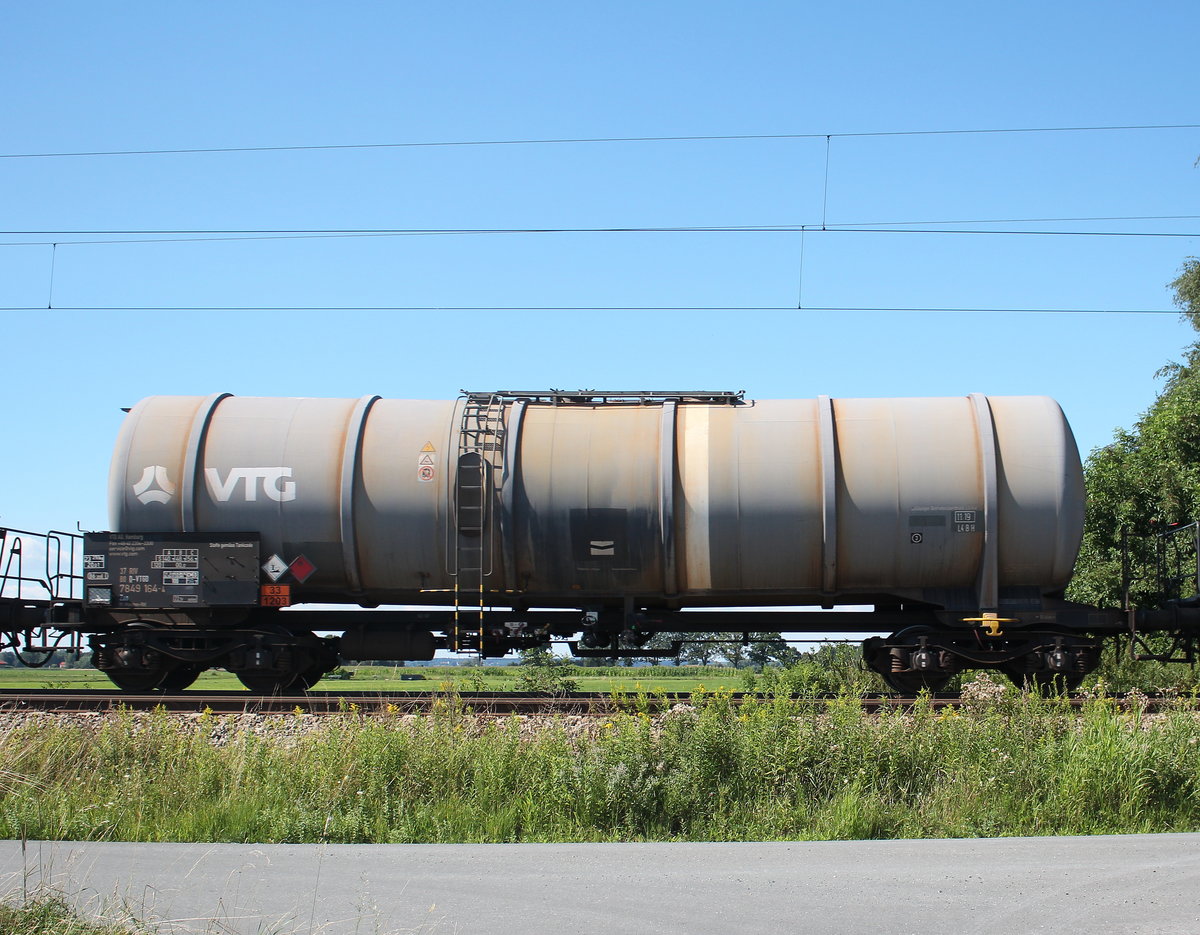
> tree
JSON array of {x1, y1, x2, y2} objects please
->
[
  {"x1": 720, "y1": 637, "x2": 750, "y2": 669},
  {"x1": 1068, "y1": 259, "x2": 1200, "y2": 608},
  {"x1": 518, "y1": 646, "x2": 557, "y2": 667},
  {"x1": 1171, "y1": 257, "x2": 1200, "y2": 330},
  {"x1": 745, "y1": 633, "x2": 801, "y2": 669},
  {"x1": 645, "y1": 631, "x2": 799, "y2": 668},
  {"x1": 673, "y1": 632, "x2": 728, "y2": 666}
]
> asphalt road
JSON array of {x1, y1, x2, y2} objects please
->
[{"x1": 2, "y1": 835, "x2": 1198, "y2": 934}]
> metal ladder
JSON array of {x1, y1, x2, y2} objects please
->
[{"x1": 450, "y1": 393, "x2": 507, "y2": 654}]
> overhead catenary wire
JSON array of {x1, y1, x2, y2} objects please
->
[
  {"x1": 4, "y1": 124, "x2": 1190, "y2": 323},
  {"x1": 3, "y1": 214, "x2": 1197, "y2": 236},
  {"x1": 0, "y1": 305, "x2": 1182, "y2": 315},
  {"x1": 1, "y1": 122, "x2": 1197, "y2": 160},
  {"x1": 828, "y1": 214, "x2": 1200, "y2": 227},
  {"x1": 0, "y1": 220, "x2": 1197, "y2": 248}
]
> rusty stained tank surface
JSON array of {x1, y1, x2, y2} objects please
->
[{"x1": 109, "y1": 392, "x2": 1084, "y2": 612}]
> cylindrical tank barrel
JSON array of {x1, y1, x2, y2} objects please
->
[{"x1": 109, "y1": 393, "x2": 1084, "y2": 611}]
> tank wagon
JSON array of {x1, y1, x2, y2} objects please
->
[{"x1": 3, "y1": 389, "x2": 1199, "y2": 692}]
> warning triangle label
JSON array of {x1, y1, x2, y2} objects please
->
[{"x1": 420, "y1": 441, "x2": 436, "y2": 452}]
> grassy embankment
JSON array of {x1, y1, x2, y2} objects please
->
[{"x1": 2, "y1": 677, "x2": 1199, "y2": 843}]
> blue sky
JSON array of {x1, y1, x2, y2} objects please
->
[{"x1": 1, "y1": 0, "x2": 1198, "y2": 541}]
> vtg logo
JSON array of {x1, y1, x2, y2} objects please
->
[
  {"x1": 205, "y1": 467, "x2": 297, "y2": 502},
  {"x1": 132, "y1": 465, "x2": 176, "y2": 505},
  {"x1": 132, "y1": 466, "x2": 298, "y2": 504}
]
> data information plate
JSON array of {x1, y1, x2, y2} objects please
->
[{"x1": 82, "y1": 532, "x2": 260, "y2": 608}]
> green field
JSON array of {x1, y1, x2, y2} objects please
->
[
  {"x1": 0, "y1": 663, "x2": 745, "y2": 695},
  {"x1": 6, "y1": 646, "x2": 1197, "y2": 695}
]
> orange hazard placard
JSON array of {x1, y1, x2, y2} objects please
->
[{"x1": 260, "y1": 584, "x2": 292, "y2": 607}]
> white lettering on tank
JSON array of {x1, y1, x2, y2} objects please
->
[
  {"x1": 205, "y1": 469, "x2": 242, "y2": 501},
  {"x1": 204, "y1": 467, "x2": 297, "y2": 503}
]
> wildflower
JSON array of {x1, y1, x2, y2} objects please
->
[{"x1": 960, "y1": 672, "x2": 1006, "y2": 707}]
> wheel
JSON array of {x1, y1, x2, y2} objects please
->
[
  {"x1": 881, "y1": 671, "x2": 951, "y2": 694},
  {"x1": 106, "y1": 668, "x2": 169, "y2": 692},
  {"x1": 289, "y1": 663, "x2": 332, "y2": 691},
  {"x1": 232, "y1": 624, "x2": 304, "y2": 694},
  {"x1": 236, "y1": 672, "x2": 300, "y2": 694},
  {"x1": 95, "y1": 621, "x2": 172, "y2": 691},
  {"x1": 286, "y1": 642, "x2": 339, "y2": 691},
  {"x1": 233, "y1": 628, "x2": 335, "y2": 694},
  {"x1": 872, "y1": 626, "x2": 954, "y2": 695},
  {"x1": 160, "y1": 665, "x2": 203, "y2": 692}
]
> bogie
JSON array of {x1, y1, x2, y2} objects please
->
[{"x1": 864, "y1": 627, "x2": 1103, "y2": 695}]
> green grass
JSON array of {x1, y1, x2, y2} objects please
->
[
  {"x1": 0, "y1": 897, "x2": 142, "y2": 935},
  {"x1": 3, "y1": 678, "x2": 1200, "y2": 843},
  {"x1": 0, "y1": 664, "x2": 745, "y2": 694},
  {"x1": 0, "y1": 668, "x2": 111, "y2": 689}
]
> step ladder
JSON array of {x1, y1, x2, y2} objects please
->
[{"x1": 450, "y1": 393, "x2": 507, "y2": 654}]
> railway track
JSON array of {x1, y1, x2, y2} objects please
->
[
  {"x1": 0, "y1": 689, "x2": 1182, "y2": 715},
  {"x1": 0, "y1": 689, "x2": 627, "y2": 714}
]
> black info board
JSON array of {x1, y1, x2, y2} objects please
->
[{"x1": 83, "y1": 532, "x2": 261, "y2": 609}]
